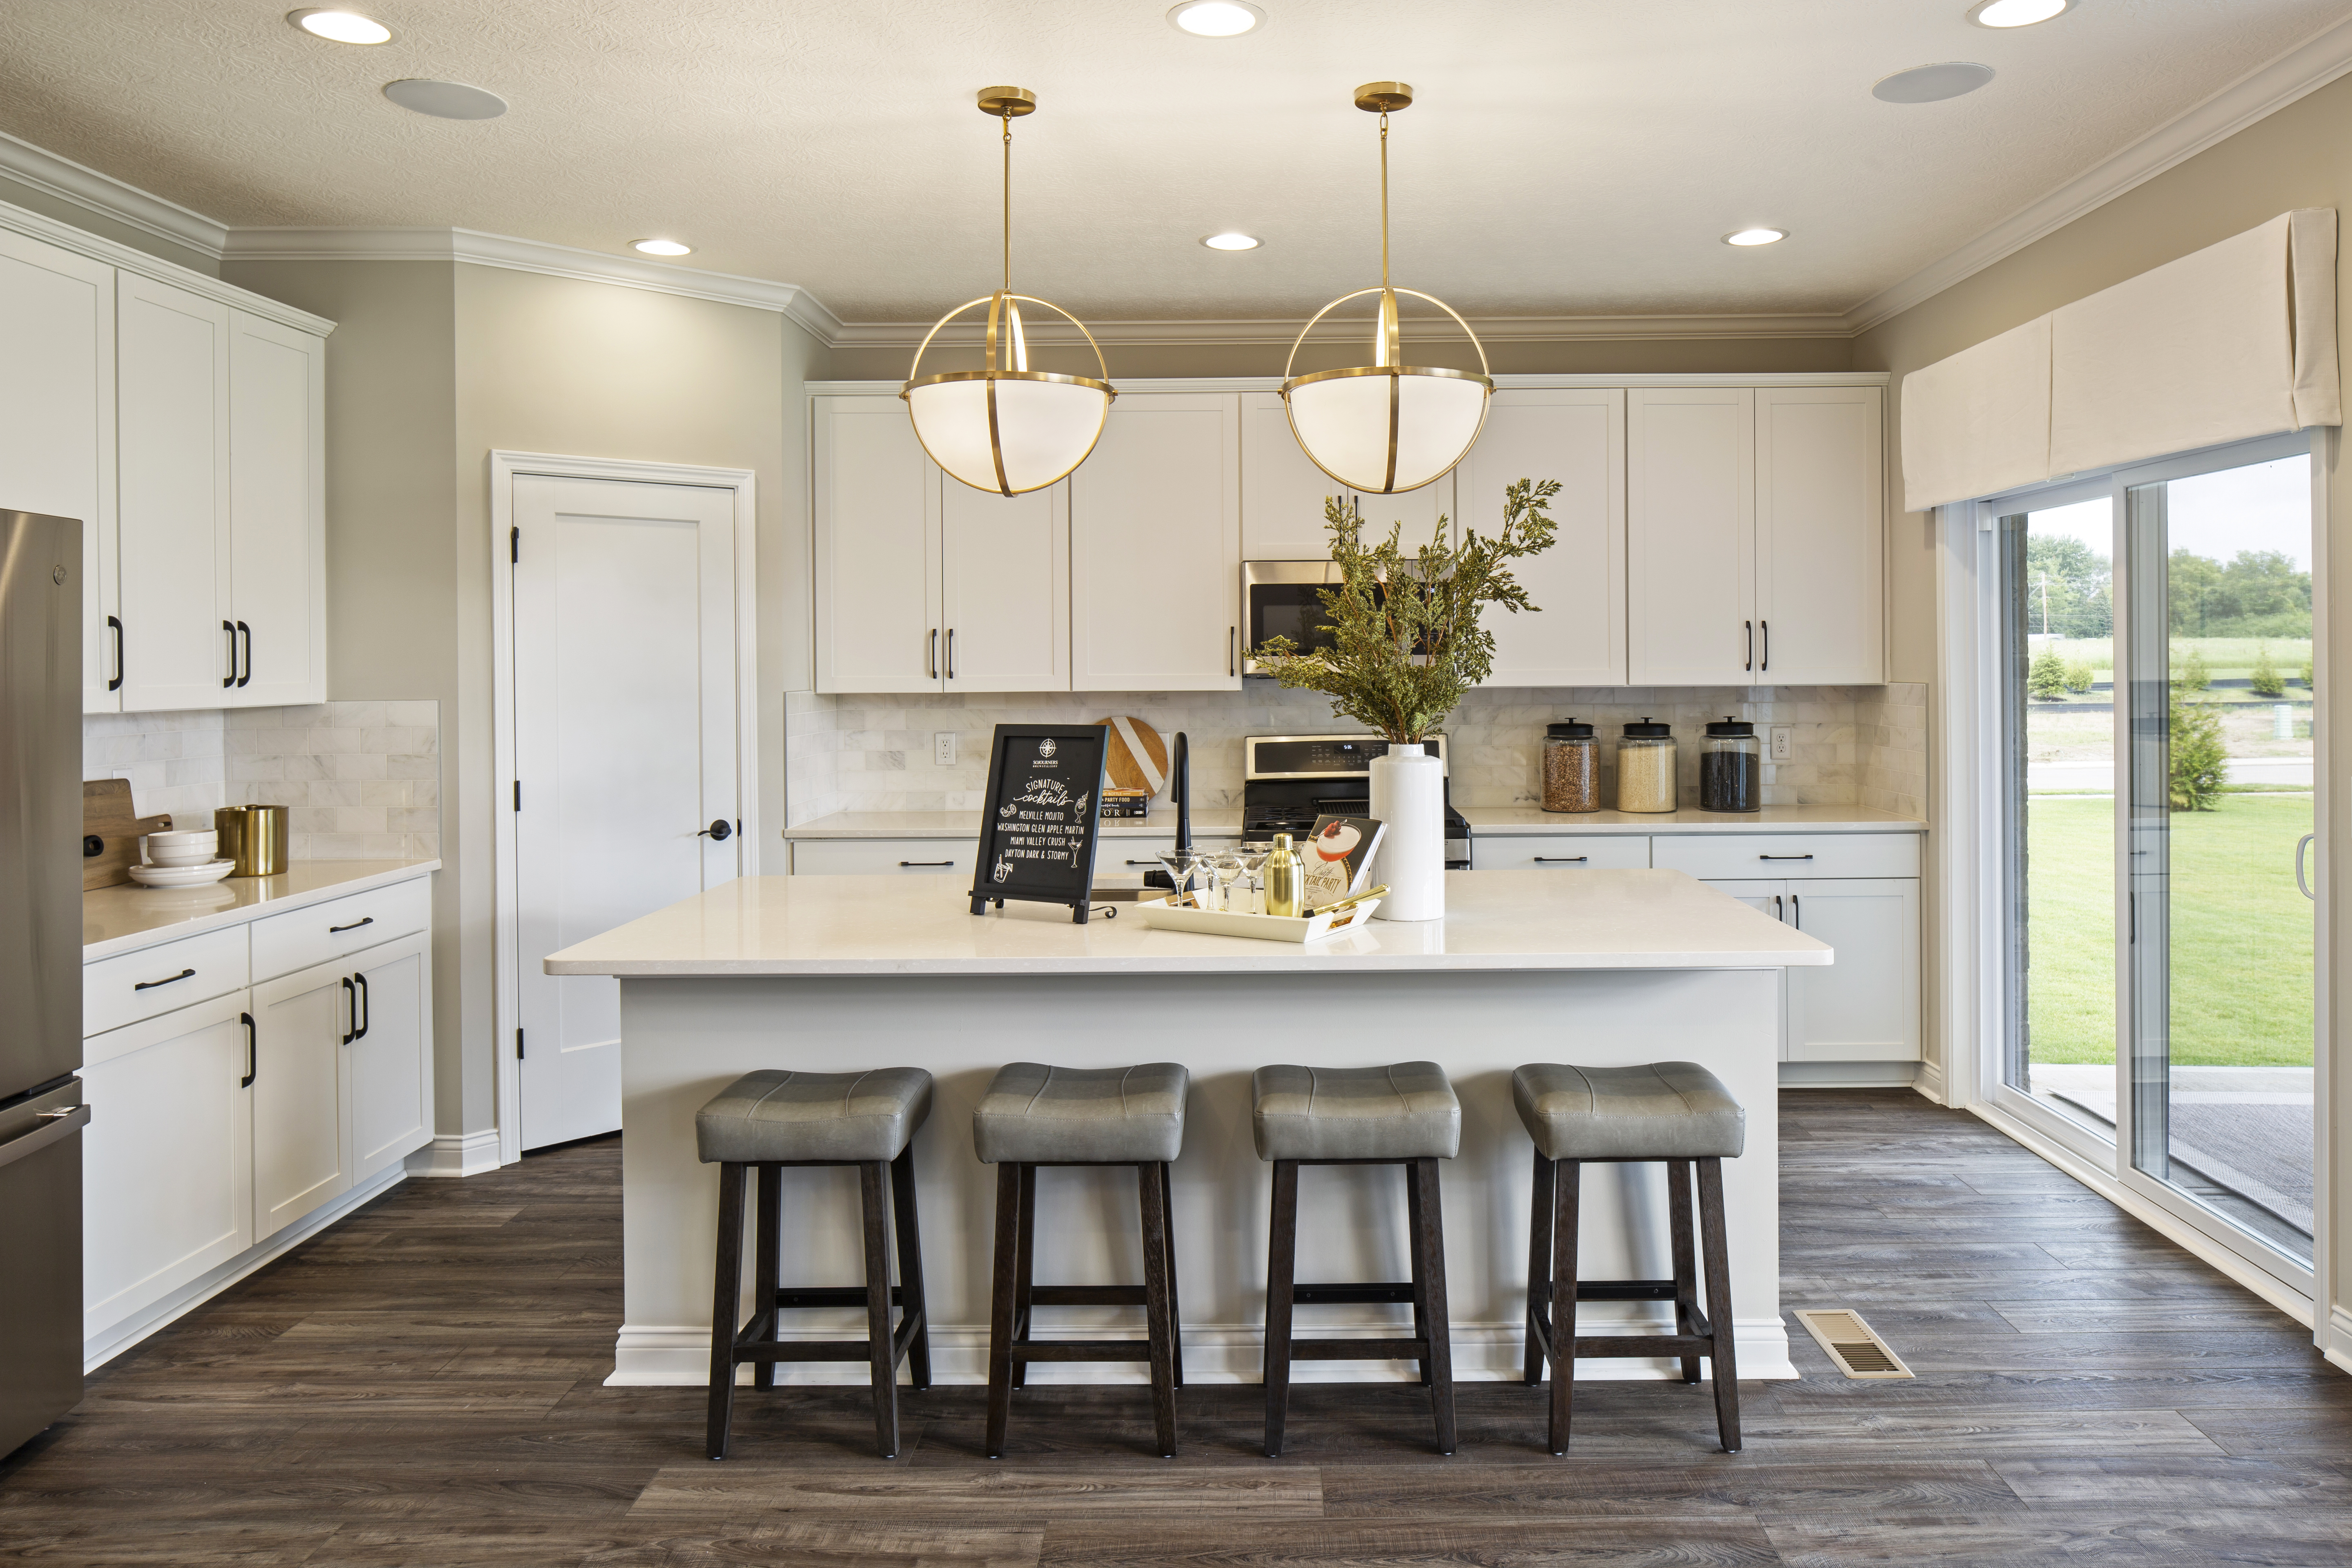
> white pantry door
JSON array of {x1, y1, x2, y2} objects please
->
[{"x1": 512, "y1": 475, "x2": 743, "y2": 1151}]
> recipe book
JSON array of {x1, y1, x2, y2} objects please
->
[{"x1": 1302, "y1": 815, "x2": 1385, "y2": 909}]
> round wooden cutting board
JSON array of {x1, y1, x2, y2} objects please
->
[{"x1": 1095, "y1": 715, "x2": 1169, "y2": 795}]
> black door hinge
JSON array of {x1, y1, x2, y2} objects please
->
[
  {"x1": 513, "y1": 780, "x2": 521, "y2": 811},
  {"x1": 517, "y1": 1027, "x2": 525, "y2": 1061},
  {"x1": 510, "y1": 526, "x2": 519, "y2": 564}
]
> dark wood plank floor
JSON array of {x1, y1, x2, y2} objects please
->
[{"x1": 8, "y1": 1088, "x2": 2352, "y2": 1565}]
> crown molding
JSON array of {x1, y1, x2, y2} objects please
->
[
  {"x1": 0, "y1": 195, "x2": 332, "y2": 334},
  {"x1": 831, "y1": 310, "x2": 1854, "y2": 350},
  {"x1": 1843, "y1": 11, "x2": 2352, "y2": 335},
  {"x1": 0, "y1": 128, "x2": 228, "y2": 260},
  {"x1": 806, "y1": 371, "x2": 1892, "y2": 396}
]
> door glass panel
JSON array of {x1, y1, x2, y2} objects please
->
[
  {"x1": 2127, "y1": 455, "x2": 2315, "y2": 1260},
  {"x1": 1999, "y1": 497, "x2": 2118, "y2": 1135}
]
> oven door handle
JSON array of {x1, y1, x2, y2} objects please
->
[{"x1": 0, "y1": 1104, "x2": 90, "y2": 1172}]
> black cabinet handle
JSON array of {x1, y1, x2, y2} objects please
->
[
  {"x1": 1758, "y1": 853, "x2": 1815, "y2": 861},
  {"x1": 329, "y1": 916, "x2": 374, "y2": 933},
  {"x1": 107, "y1": 615, "x2": 122, "y2": 691},
  {"x1": 236, "y1": 621, "x2": 252, "y2": 688},
  {"x1": 1532, "y1": 857, "x2": 1588, "y2": 864},
  {"x1": 353, "y1": 971, "x2": 370, "y2": 1040},
  {"x1": 222, "y1": 620, "x2": 237, "y2": 687},
  {"x1": 1759, "y1": 619, "x2": 1769, "y2": 673},
  {"x1": 1229, "y1": 626, "x2": 1237, "y2": 678},
  {"x1": 134, "y1": 967, "x2": 196, "y2": 991},
  {"x1": 899, "y1": 860, "x2": 954, "y2": 867},
  {"x1": 1773, "y1": 894, "x2": 1784, "y2": 921},
  {"x1": 929, "y1": 628, "x2": 938, "y2": 679},
  {"x1": 1124, "y1": 859, "x2": 1160, "y2": 867},
  {"x1": 241, "y1": 1012, "x2": 256, "y2": 1088},
  {"x1": 946, "y1": 628, "x2": 956, "y2": 679},
  {"x1": 1744, "y1": 620, "x2": 1753, "y2": 671},
  {"x1": 341, "y1": 976, "x2": 356, "y2": 1045},
  {"x1": 1790, "y1": 892, "x2": 1800, "y2": 929},
  {"x1": 698, "y1": 820, "x2": 733, "y2": 841}
]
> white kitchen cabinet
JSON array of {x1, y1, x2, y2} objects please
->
[
  {"x1": 0, "y1": 228, "x2": 117, "y2": 712},
  {"x1": 1472, "y1": 834, "x2": 1650, "y2": 872},
  {"x1": 1783, "y1": 878, "x2": 1919, "y2": 1062},
  {"x1": 1627, "y1": 388, "x2": 1753, "y2": 686},
  {"x1": 1071, "y1": 392, "x2": 1241, "y2": 691},
  {"x1": 249, "y1": 954, "x2": 356, "y2": 1242},
  {"x1": 116, "y1": 272, "x2": 233, "y2": 712},
  {"x1": 941, "y1": 478, "x2": 1069, "y2": 691},
  {"x1": 1455, "y1": 389, "x2": 1626, "y2": 686},
  {"x1": 1755, "y1": 386, "x2": 1884, "y2": 684},
  {"x1": 1240, "y1": 391, "x2": 1452, "y2": 559},
  {"x1": 347, "y1": 932, "x2": 432, "y2": 1183},
  {"x1": 816, "y1": 395, "x2": 940, "y2": 694},
  {"x1": 80, "y1": 993, "x2": 253, "y2": 1343},
  {"x1": 225, "y1": 310, "x2": 327, "y2": 706}
]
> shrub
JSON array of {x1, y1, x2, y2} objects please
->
[
  {"x1": 2249, "y1": 644, "x2": 2286, "y2": 697},
  {"x1": 2062, "y1": 659, "x2": 2095, "y2": 695},
  {"x1": 2301, "y1": 656, "x2": 2315, "y2": 689},
  {"x1": 2172, "y1": 646, "x2": 2212, "y2": 693},
  {"x1": 2028, "y1": 647, "x2": 2069, "y2": 701},
  {"x1": 2169, "y1": 692, "x2": 2227, "y2": 811}
]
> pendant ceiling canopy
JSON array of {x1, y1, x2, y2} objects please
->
[
  {"x1": 1281, "y1": 83, "x2": 1492, "y2": 496},
  {"x1": 901, "y1": 87, "x2": 1116, "y2": 497}
]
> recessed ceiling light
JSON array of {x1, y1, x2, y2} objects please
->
[
  {"x1": 288, "y1": 8, "x2": 394, "y2": 45},
  {"x1": 1872, "y1": 61, "x2": 1997, "y2": 103},
  {"x1": 1723, "y1": 227, "x2": 1787, "y2": 247},
  {"x1": 381, "y1": 78, "x2": 507, "y2": 119},
  {"x1": 1201, "y1": 232, "x2": 1261, "y2": 250},
  {"x1": 632, "y1": 239, "x2": 693, "y2": 257},
  {"x1": 1969, "y1": 0, "x2": 2073, "y2": 26},
  {"x1": 1167, "y1": 0, "x2": 1264, "y2": 37}
]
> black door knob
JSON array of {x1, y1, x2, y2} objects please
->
[{"x1": 699, "y1": 820, "x2": 733, "y2": 841}]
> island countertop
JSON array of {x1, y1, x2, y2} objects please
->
[{"x1": 544, "y1": 867, "x2": 1831, "y2": 978}]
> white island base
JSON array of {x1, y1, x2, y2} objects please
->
[{"x1": 545, "y1": 871, "x2": 1831, "y2": 1389}]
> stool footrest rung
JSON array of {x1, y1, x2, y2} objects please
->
[
  {"x1": 733, "y1": 1308, "x2": 925, "y2": 1365},
  {"x1": 1527, "y1": 1304, "x2": 1713, "y2": 1355},
  {"x1": 774, "y1": 1286, "x2": 910, "y2": 1309},
  {"x1": 1025, "y1": 1285, "x2": 1148, "y2": 1308},
  {"x1": 1007, "y1": 1339, "x2": 1160, "y2": 1363},
  {"x1": 1571, "y1": 1333, "x2": 1716, "y2": 1359},
  {"x1": 1287, "y1": 1336, "x2": 1429, "y2": 1361},
  {"x1": 1292, "y1": 1283, "x2": 1415, "y2": 1305},
  {"x1": 1575, "y1": 1281, "x2": 1680, "y2": 1302}
]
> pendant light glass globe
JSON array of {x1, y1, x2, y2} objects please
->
[
  {"x1": 902, "y1": 88, "x2": 1115, "y2": 497},
  {"x1": 1281, "y1": 83, "x2": 1490, "y2": 495}
]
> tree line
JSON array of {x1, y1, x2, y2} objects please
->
[{"x1": 2024, "y1": 533, "x2": 2311, "y2": 639}]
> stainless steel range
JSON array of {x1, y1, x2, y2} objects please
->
[{"x1": 1241, "y1": 734, "x2": 1472, "y2": 870}]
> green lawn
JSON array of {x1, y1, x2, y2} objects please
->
[{"x1": 2027, "y1": 793, "x2": 2314, "y2": 1067}]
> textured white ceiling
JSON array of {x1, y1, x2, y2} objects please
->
[{"x1": 0, "y1": 0, "x2": 2345, "y2": 324}]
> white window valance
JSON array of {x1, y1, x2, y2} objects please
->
[{"x1": 1900, "y1": 209, "x2": 2339, "y2": 512}]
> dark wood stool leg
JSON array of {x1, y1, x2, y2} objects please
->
[
  {"x1": 1263, "y1": 1159, "x2": 1298, "y2": 1458},
  {"x1": 1524, "y1": 1150, "x2": 1555, "y2": 1386},
  {"x1": 1548, "y1": 1159, "x2": 1580, "y2": 1456},
  {"x1": 1404, "y1": 1159, "x2": 1432, "y2": 1388},
  {"x1": 752, "y1": 1165, "x2": 782, "y2": 1391},
  {"x1": 1412, "y1": 1158, "x2": 1457, "y2": 1457},
  {"x1": 1666, "y1": 1159, "x2": 1702, "y2": 1385},
  {"x1": 706, "y1": 1161, "x2": 746, "y2": 1461},
  {"x1": 984, "y1": 1163, "x2": 1022, "y2": 1459},
  {"x1": 1159, "y1": 1160, "x2": 1185, "y2": 1390},
  {"x1": 1697, "y1": 1156, "x2": 1742, "y2": 1454},
  {"x1": 890, "y1": 1143, "x2": 932, "y2": 1390},
  {"x1": 1011, "y1": 1163, "x2": 1038, "y2": 1390},
  {"x1": 1138, "y1": 1161, "x2": 1179, "y2": 1458},
  {"x1": 858, "y1": 1161, "x2": 901, "y2": 1458}
]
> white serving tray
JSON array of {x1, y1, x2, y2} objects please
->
[{"x1": 1131, "y1": 893, "x2": 1381, "y2": 943}]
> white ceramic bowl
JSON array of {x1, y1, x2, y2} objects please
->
[
  {"x1": 146, "y1": 829, "x2": 217, "y2": 851},
  {"x1": 147, "y1": 847, "x2": 218, "y2": 867}
]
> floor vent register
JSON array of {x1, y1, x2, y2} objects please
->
[{"x1": 1795, "y1": 1309, "x2": 1914, "y2": 1379}]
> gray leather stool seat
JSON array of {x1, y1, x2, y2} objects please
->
[
  {"x1": 1252, "y1": 1061, "x2": 1461, "y2": 1162},
  {"x1": 697, "y1": 1067, "x2": 934, "y2": 1164},
  {"x1": 973, "y1": 1061, "x2": 1188, "y2": 1165},
  {"x1": 1511, "y1": 1062, "x2": 1744, "y2": 1163},
  {"x1": 973, "y1": 1061, "x2": 1190, "y2": 1459}
]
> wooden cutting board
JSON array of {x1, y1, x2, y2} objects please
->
[
  {"x1": 83, "y1": 779, "x2": 176, "y2": 891},
  {"x1": 1094, "y1": 716, "x2": 1168, "y2": 796}
]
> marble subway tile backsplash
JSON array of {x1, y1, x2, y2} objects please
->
[
  {"x1": 788, "y1": 682, "x2": 1929, "y2": 823},
  {"x1": 84, "y1": 701, "x2": 440, "y2": 860}
]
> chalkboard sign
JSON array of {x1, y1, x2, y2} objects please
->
[{"x1": 970, "y1": 723, "x2": 1111, "y2": 923}]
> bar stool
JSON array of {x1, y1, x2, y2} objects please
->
[
  {"x1": 973, "y1": 1061, "x2": 1188, "y2": 1459},
  {"x1": 697, "y1": 1067, "x2": 933, "y2": 1461},
  {"x1": 1515, "y1": 1061, "x2": 1744, "y2": 1455},
  {"x1": 1254, "y1": 1060, "x2": 1460, "y2": 1458}
]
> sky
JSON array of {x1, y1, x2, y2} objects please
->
[{"x1": 2027, "y1": 453, "x2": 2311, "y2": 570}]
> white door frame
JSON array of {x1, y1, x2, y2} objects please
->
[{"x1": 489, "y1": 451, "x2": 759, "y2": 1168}]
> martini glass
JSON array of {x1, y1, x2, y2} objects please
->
[
  {"x1": 1155, "y1": 849, "x2": 1205, "y2": 906},
  {"x1": 1207, "y1": 850, "x2": 1245, "y2": 912},
  {"x1": 1233, "y1": 843, "x2": 1274, "y2": 914}
]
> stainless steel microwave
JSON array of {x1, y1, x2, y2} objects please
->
[{"x1": 1241, "y1": 561, "x2": 1342, "y2": 675}]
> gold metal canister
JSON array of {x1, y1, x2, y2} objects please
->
[{"x1": 215, "y1": 804, "x2": 290, "y2": 876}]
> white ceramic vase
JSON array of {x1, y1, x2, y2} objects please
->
[{"x1": 1368, "y1": 742, "x2": 1446, "y2": 922}]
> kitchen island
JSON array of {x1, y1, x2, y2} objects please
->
[{"x1": 546, "y1": 869, "x2": 1830, "y2": 1388}]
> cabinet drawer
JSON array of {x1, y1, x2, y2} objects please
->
[
  {"x1": 84, "y1": 926, "x2": 251, "y2": 1039},
  {"x1": 1097, "y1": 836, "x2": 1238, "y2": 873},
  {"x1": 250, "y1": 877, "x2": 430, "y2": 982},
  {"x1": 1652, "y1": 832, "x2": 1919, "y2": 881},
  {"x1": 1474, "y1": 835, "x2": 1651, "y2": 871},
  {"x1": 791, "y1": 838, "x2": 976, "y2": 876}
]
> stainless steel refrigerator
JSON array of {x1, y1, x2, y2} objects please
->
[{"x1": 0, "y1": 510, "x2": 86, "y2": 1457}]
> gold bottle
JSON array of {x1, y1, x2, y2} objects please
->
[{"x1": 1264, "y1": 833, "x2": 1303, "y2": 918}]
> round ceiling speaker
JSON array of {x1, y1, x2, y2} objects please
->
[
  {"x1": 1871, "y1": 62, "x2": 1996, "y2": 104},
  {"x1": 382, "y1": 78, "x2": 508, "y2": 120}
]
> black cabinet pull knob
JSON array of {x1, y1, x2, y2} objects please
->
[{"x1": 85, "y1": 835, "x2": 104, "y2": 858}]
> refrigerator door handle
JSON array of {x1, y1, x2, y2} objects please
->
[{"x1": 0, "y1": 1104, "x2": 89, "y2": 1173}]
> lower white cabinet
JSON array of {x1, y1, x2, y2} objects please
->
[
  {"x1": 349, "y1": 933, "x2": 431, "y2": 1183},
  {"x1": 1704, "y1": 873, "x2": 1920, "y2": 1062},
  {"x1": 251, "y1": 955, "x2": 357, "y2": 1241}
]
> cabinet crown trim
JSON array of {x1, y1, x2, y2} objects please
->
[
  {"x1": 0, "y1": 194, "x2": 333, "y2": 336},
  {"x1": 810, "y1": 373, "x2": 1891, "y2": 396}
]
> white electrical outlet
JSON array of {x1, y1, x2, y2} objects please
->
[
  {"x1": 933, "y1": 732, "x2": 957, "y2": 767},
  {"x1": 1769, "y1": 726, "x2": 1794, "y2": 762}
]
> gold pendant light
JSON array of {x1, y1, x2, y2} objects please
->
[
  {"x1": 1281, "y1": 83, "x2": 1492, "y2": 495},
  {"x1": 902, "y1": 87, "x2": 1117, "y2": 497}
]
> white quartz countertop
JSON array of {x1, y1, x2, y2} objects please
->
[
  {"x1": 1459, "y1": 805, "x2": 1926, "y2": 835},
  {"x1": 84, "y1": 858, "x2": 439, "y2": 961},
  {"x1": 783, "y1": 810, "x2": 1245, "y2": 840},
  {"x1": 545, "y1": 868, "x2": 1831, "y2": 978}
]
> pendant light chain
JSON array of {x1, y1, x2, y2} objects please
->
[{"x1": 1001, "y1": 108, "x2": 1014, "y2": 296}]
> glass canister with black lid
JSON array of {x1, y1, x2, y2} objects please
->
[
  {"x1": 1698, "y1": 716, "x2": 1762, "y2": 813},
  {"x1": 1615, "y1": 717, "x2": 1677, "y2": 813},
  {"x1": 1541, "y1": 719, "x2": 1599, "y2": 813}
]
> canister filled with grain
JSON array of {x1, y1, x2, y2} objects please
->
[
  {"x1": 1615, "y1": 718, "x2": 1677, "y2": 813},
  {"x1": 1541, "y1": 719, "x2": 1599, "y2": 812}
]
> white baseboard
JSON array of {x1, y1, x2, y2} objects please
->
[
  {"x1": 1777, "y1": 1061, "x2": 1922, "y2": 1089},
  {"x1": 1915, "y1": 1058, "x2": 1948, "y2": 1105},
  {"x1": 607, "y1": 1318, "x2": 1797, "y2": 1388},
  {"x1": 405, "y1": 1128, "x2": 503, "y2": 1178},
  {"x1": 84, "y1": 1164, "x2": 408, "y2": 1371},
  {"x1": 2325, "y1": 1307, "x2": 2352, "y2": 1376}
]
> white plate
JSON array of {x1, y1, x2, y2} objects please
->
[{"x1": 127, "y1": 859, "x2": 237, "y2": 887}]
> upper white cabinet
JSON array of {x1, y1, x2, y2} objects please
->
[
  {"x1": 0, "y1": 229, "x2": 116, "y2": 712},
  {"x1": 1071, "y1": 392, "x2": 1241, "y2": 691},
  {"x1": 1755, "y1": 387, "x2": 1884, "y2": 684},
  {"x1": 1627, "y1": 388, "x2": 1755, "y2": 686},
  {"x1": 941, "y1": 478, "x2": 1069, "y2": 692},
  {"x1": 1456, "y1": 389, "x2": 1626, "y2": 686},
  {"x1": 226, "y1": 311, "x2": 327, "y2": 706},
  {"x1": 1240, "y1": 391, "x2": 1451, "y2": 559}
]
